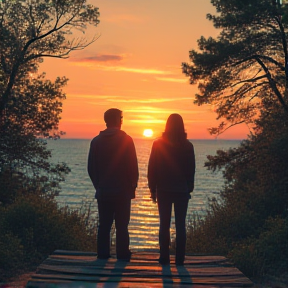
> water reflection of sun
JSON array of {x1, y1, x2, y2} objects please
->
[{"x1": 143, "y1": 129, "x2": 153, "y2": 137}]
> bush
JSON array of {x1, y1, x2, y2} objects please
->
[
  {"x1": 0, "y1": 193, "x2": 97, "y2": 280},
  {"x1": 0, "y1": 232, "x2": 24, "y2": 280},
  {"x1": 185, "y1": 109, "x2": 288, "y2": 280},
  {"x1": 229, "y1": 217, "x2": 288, "y2": 277}
]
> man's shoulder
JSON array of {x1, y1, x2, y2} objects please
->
[
  {"x1": 90, "y1": 134, "x2": 101, "y2": 143},
  {"x1": 119, "y1": 130, "x2": 134, "y2": 140},
  {"x1": 90, "y1": 133, "x2": 107, "y2": 148}
]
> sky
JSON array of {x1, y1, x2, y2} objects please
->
[{"x1": 41, "y1": 0, "x2": 250, "y2": 140}]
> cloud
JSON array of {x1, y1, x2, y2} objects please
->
[
  {"x1": 128, "y1": 114, "x2": 165, "y2": 124},
  {"x1": 68, "y1": 94, "x2": 119, "y2": 100},
  {"x1": 155, "y1": 77, "x2": 188, "y2": 83},
  {"x1": 107, "y1": 97, "x2": 193, "y2": 103},
  {"x1": 94, "y1": 65, "x2": 173, "y2": 75},
  {"x1": 130, "y1": 119, "x2": 166, "y2": 124},
  {"x1": 70, "y1": 54, "x2": 125, "y2": 63},
  {"x1": 69, "y1": 59, "x2": 173, "y2": 75},
  {"x1": 62, "y1": 118, "x2": 96, "y2": 123},
  {"x1": 125, "y1": 106, "x2": 204, "y2": 115},
  {"x1": 85, "y1": 55, "x2": 124, "y2": 62}
]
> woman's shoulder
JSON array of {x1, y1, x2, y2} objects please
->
[
  {"x1": 153, "y1": 137, "x2": 165, "y2": 145},
  {"x1": 182, "y1": 139, "x2": 194, "y2": 150}
]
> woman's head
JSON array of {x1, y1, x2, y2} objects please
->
[{"x1": 163, "y1": 114, "x2": 187, "y2": 143}]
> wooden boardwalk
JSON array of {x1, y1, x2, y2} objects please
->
[{"x1": 26, "y1": 250, "x2": 254, "y2": 287}]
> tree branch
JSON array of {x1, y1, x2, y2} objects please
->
[
  {"x1": 212, "y1": 120, "x2": 246, "y2": 137},
  {"x1": 0, "y1": 2, "x2": 97, "y2": 117},
  {"x1": 231, "y1": 74, "x2": 268, "y2": 87},
  {"x1": 234, "y1": 54, "x2": 285, "y2": 71},
  {"x1": 254, "y1": 56, "x2": 288, "y2": 113}
]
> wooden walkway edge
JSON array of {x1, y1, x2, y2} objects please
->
[{"x1": 26, "y1": 250, "x2": 254, "y2": 287}]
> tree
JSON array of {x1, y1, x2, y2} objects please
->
[
  {"x1": 183, "y1": 0, "x2": 288, "y2": 278},
  {"x1": 182, "y1": 0, "x2": 288, "y2": 135},
  {"x1": 0, "y1": 0, "x2": 100, "y2": 203}
]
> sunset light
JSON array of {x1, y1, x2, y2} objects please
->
[
  {"x1": 143, "y1": 129, "x2": 153, "y2": 138},
  {"x1": 39, "y1": 0, "x2": 250, "y2": 140}
]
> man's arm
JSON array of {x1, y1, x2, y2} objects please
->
[{"x1": 87, "y1": 140, "x2": 99, "y2": 190}]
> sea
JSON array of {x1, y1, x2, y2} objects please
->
[{"x1": 47, "y1": 138, "x2": 241, "y2": 249}]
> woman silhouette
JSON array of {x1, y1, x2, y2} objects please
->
[{"x1": 148, "y1": 114, "x2": 195, "y2": 265}]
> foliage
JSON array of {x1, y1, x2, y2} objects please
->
[
  {"x1": 182, "y1": 0, "x2": 288, "y2": 135},
  {"x1": 0, "y1": 0, "x2": 100, "y2": 281},
  {"x1": 0, "y1": 191, "x2": 97, "y2": 281},
  {"x1": 186, "y1": 100, "x2": 288, "y2": 277},
  {"x1": 229, "y1": 217, "x2": 288, "y2": 277},
  {"x1": 0, "y1": 227, "x2": 25, "y2": 280},
  {"x1": 0, "y1": 0, "x2": 99, "y2": 129},
  {"x1": 184, "y1": 0, "x2": 288, "y2": 280},
  {"x1": 0, "y1": 0, "x2": 100, "y2": 200}
]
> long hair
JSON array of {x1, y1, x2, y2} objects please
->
[{"x1": 162, "y1": 114, "x2": 187, "y2": 144}]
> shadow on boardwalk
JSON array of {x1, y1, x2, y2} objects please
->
[{"x1": 26, "y1": 250, "x2": 254, "y2": 287}]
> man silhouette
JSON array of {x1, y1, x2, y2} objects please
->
[{"x1": 88, "y1": 108, "x2": 139, "y2": 260}]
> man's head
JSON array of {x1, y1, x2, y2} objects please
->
[{"x1": 104, "y1": 108, "x2": 123, "y2": 128}]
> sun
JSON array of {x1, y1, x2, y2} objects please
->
[{"x1": 143, "y1": 129, "x2": 153, "y2": 137}]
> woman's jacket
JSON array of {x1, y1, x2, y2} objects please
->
[{"x1": 148, "y1": 137, "x2": 195, "y2": 198}]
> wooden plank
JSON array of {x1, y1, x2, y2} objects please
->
[
  {"x1": 37, "y1": 263, "x2": 244, "y2": 277},
  {"x1": 27, "y1": 279, "x2": 226, "y2": 288},
  {"x1": 26, "y1": 251, "x2": 253, "y2": 287},
  {"x1": 30, "y1": 273, "x2": 253, "y2": 286},
  {"x1": 46, "y1": 254, "x2": 230, "y2": 266},
  {"x1": 50, "y1": 251, "x2": 228, "y2": 262},
  {"x1": 52, "y1": 250, "x2": 98, "y2": 256}
]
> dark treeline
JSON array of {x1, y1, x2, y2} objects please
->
[
  {"x1": 182, "y1": 0, "x2": 288, "y2": 283},
  {"x1": 0, "y1": 0, "x2": 99, "y2": 280}
]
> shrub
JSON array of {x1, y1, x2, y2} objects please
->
[
  {"x1": 0, "y1": 193, "x2": 97, "y2": 280},
  {"x1": 0, "y1": 232, "x2": 24, "y2": 280},
  {"x1": 229, "y1": 217, "x2": 288, "y2": 277}
]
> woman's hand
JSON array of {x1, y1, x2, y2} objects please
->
[{"x1": 150, "y1": 191, "x2": 157, "y2": 204}]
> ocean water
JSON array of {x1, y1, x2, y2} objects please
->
[{"x1": 47, "y1": 138, "x2": 241, "y2": 249}]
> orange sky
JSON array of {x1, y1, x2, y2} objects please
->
[{"x1": 41, "y1": 0, "x2": 250, "y2": 140}]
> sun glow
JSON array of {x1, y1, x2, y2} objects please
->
[{"x1": 143, "y1": 129, "x2": 153, "y2": 137}]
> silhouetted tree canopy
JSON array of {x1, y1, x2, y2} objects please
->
[
  {"x1": 184, "y1": 1, "x2": 288, "y2": 278},
  {"x1": 183, "y1": 0, "x2": 288, "y2": 135},
  {"x1": 0, "y1": 0, "x2": 100, "y2": 203}
]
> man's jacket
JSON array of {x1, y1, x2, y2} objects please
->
[
  {"x1": 88, "y1": 128, "x2": 139, "y2": 200},
  {"x1": 148, "y1": 137, "x2": 195, "y2": 198}
]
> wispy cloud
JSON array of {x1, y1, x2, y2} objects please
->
[
  {"x1": 68, "y1": 94, "x2": 119, "y2": 100},
  {"x1": 70, "y1": 54, "x2": 125, "y2": 63},
  {"x1": 69, "y1": 59, "x2": 173, "y2": 75},
  {"x1": 130, "y1": 119, "x2": 166, "y2": 124},
  {"x1": 155, "y1": 77, "x2": 187, "y2": 83},
  {"x1": 107, "y1": 97, "x2": 193, "y2": 103},
  {"x1": 62, "y1": 118, "x2": 96, "y2": 123},
  {"x1": 128, "y1": 114, "x2": 165, "y2": 124},
  {"x1": 84, "y1": 55, "x2": 123, "y2": 62},
  {"x1": 124, "y1": 106, "x2": 201, "y2": 115},
  {"x1": 93, "y1": 65, "x2": 173, "y2": 75},
  {"x1": 67, "y1": 94, "x2": 198, "y2": 110}
]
